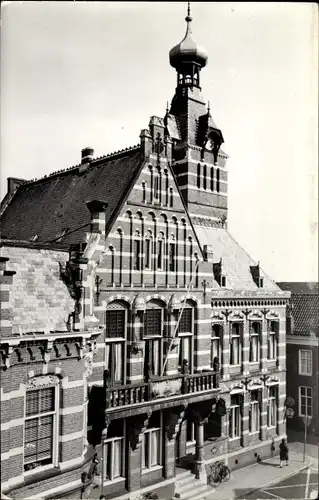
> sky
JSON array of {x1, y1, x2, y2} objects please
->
[{"x1": 1, "y1": 1, "x2": 318, "y2": 282}]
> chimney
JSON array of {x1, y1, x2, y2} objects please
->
[
  {"x1": 81, "y1": 147, "x2": 94, "y2": 164},
  {"x1": 86, "y1": 200, "x2": 108, "y2": 234}
]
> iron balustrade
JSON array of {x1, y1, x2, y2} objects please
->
[{"x1": 105, "y1": 371, "x2": 219, "y2": 409}]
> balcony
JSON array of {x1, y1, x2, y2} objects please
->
[{"x1": 105, "y1": 371, "x2": 220, "y2": 410}]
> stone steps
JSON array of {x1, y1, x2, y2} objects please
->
[{"x1": 173, "y1": 470, "x2": 216, "y2": 500}]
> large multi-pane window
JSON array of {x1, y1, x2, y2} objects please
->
[
  {"x1": 249, "y1": 390, "x2": 260, "y2": 433},
  {"x1": 299, "y1": 386, "x2": 312, "y2": 417},
  {"x1": 229, "y1": 394, "x2": 241, "y2": 439},
  {"x1": 105, "y1": 310, "x2": 126, "y2": 385},
  {"x1": 24, "y1": 386, "x2": 56, "y2": 470},
  {"x1": 141, "y1": 414, "x2": 161, "y2": 470},
  {"x1": 211, "y1": 324, "x2": 222, "y2": 368},
  {"x1": 249, "y1": 322, "x2": 261, "y2": 363},
  {"x1": 267, "y1": 386, "x2": 277, "y2": 427},
  {"x1": 178, "y1": 308, "x2": 193, "y2": 370},
  {"x1": 144, "y1": 309, "x2": 162, "y2": 377},
  {"x1": 103, "y1": 420, "x2": 124, "y2": 481},
  {"x1": 268, "y1": 321, "x2": 277, "y2": 360},
  {"x1": 299, "y1": 350, "x2": 312, "y2": 376},
  {"x1": 230, "y1": 323, "x2": 241, "y2": 365}
]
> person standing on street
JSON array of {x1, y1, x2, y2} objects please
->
[{"x1": 279, "y1": 438, "x2": 289, "y2": 467}]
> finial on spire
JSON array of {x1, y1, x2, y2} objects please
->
[
  {"x1": 185, "y1": 2, "x2": 192, "y2": 23},
  {"x1": 207, "y1": 101, "x2": 211, "y2": 115},
  {"x1": 166, "y1": 101, "x2": 169, "y2": 114}
]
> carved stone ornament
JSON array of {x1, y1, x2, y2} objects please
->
[
  {"x1": 84, "y1": 352, "x2": 93, "y2": 377},
  {"x1": 129, "y1": 412, "x2": 152, "y2": 451},
  {"x1": 27, "y1": 374, "x2": 59, "y2": 390}
]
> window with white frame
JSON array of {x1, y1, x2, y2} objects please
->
[
  {"x1": 299, "y1": 386, "x2": 312, "y2": 417},
  {"x1": 268, "y1": 321, "x2": 277, "y2": 360},
  {"x1": 230, "y1": 323, "x2": 242, "y2": 365},
  {"x1": 169, "y1": 240, "x2": 176, "y2": 272},
  {"x1": 105, "y1": 309, "x2": 126, "y2": 385},
  {"x1": 229, "y1": 394, "x2": 241, "y2": 439},
  {"x1": 249, "y1": 322, "x2": 261, "y2": 363},
  {"x1": 178, "y1": 308, "x2": 193, "y2": 370},
  {"x1": 144, "y1": 308, "x2": 163, "y2": 377},
  {"x1": 133, "y1": 238, "x2": 141, "y2": 271},
  {"x1": 249, "y1": 390, "x2": 260, "y2": 433},
  {"x1": 299, "y1": 350, "x2": 312, "y2": 376},
  {"x1": 267, "y1": 386, "x2": 277, "y2": 427},
  {"x1": 211, "y1": 324, "x2": 222, "y2": 368},
  {"x1": 141, "y1": 413, "x2": 161, "y2": 470},
  {"x1": 24, "y1": 383, "x2": 58, "y2": 471},
  {"x1": 103, "y1": 419, "x2": 124, "y2": 481}
]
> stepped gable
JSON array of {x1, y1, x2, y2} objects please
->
[
  {"x1": 193, "y1": 224, "x2": 281, "y2": 291},
  {"x1": 0, "y1": 147, "x2": 142, "y2": 247}
]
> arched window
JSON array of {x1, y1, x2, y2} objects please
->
[
  {"x1": 210, "y1": 167, "x2": 214, "y2": 191},
  {"x1": 169, "y1": 187, "x2": 173, "y2": 208},
  {"x1": 109, "y1": 245, "x2": 115, "y2": 285},
  {"x1": 133, "y1": 230, "x2": 141, "y2": 271},
  {"x1": 188, "y1": 237, "x2": 193, "y2": 280},
  {"x1": 169, "y1": 235, "x2": 176, "y2": 272},
  {"x1": 157, "y1": 232, "x2": 165, "y2": 270},
  {"x1": 145, "y1": 231, "x2": 153, "y2": 270},
  {"x1": 117, "y1": 229, "x2": 123, "y2": 285},
  {"x1": 197, "y1": 164, "x2": 201, "y2": 189},
  {"x1": 149, "y1": 165, "x2": 153, "y2": 203},
  {"x1": 154, "y1": 169, "x2": 160, "y2": 201},
  {"x1": 216, "y1": 168, "x2": 220, "y2": 193},
  {"x1": 164, "y1": 170, "x2": 169, "y2": 206},
  {"x1": 142, "y1": 182, "x2": 146, "y2": 203},
  {"x1": 203, "y1": 164, "x2": 207, "y2": 190}
]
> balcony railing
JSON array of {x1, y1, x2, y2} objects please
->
[{"x1": 105, "y1": 371, "x2": 219, "y2": 410}]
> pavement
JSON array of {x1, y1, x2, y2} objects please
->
[{"x1": 56, "y1": 436, "x2": 318, "y2": 500}]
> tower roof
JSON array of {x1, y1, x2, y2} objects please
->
[{"x1": 169, "y1": 3, "x2": 208, "y2": 69}]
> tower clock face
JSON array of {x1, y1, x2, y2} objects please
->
[{"x1": 205, "y1": 138, "x2": 214, "y2": 151}]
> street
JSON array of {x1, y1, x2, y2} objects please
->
[{"x1": 240, "y1": 467, "x2": 318, "y2": 500}]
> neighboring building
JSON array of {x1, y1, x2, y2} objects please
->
[
  {"x1": 277, "y1": 282, "x2": 319, "y2": 436},
  {"x1": 1, "y1": 6, "x2": 290, "y2": 500}
]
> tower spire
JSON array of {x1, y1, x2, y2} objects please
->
[{"x1": 185, "y1": 2, "x2": 192, "y2": 34}]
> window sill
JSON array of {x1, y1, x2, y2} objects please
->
[
  {"x1": 23, "y1": 464, "x2": 60, "y2": 484},
  {"x1": 102, "y1": 476, "x2": 125, "y2": 486},
  {"x1": 229, "y1": 437, "x2": 241, "y2": 442},
  {"x1": 249, "y1": 431, "x2": 260, "y2": 435},
  {"x1": 267, "y1": 425, "x2": 277, "y2": 430},
  {"x1": 298, "y1": 373, "x2": 312, "y2": 377},
  {"x1": 142, "y1": 465, "x2": 163, "y2": 475}
]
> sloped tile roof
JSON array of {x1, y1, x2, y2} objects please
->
[
  {"x1": 1, "y1": 148, "x2": 142, "y2": 247},
  {"x1": 277, "y1": 282, "x2": 319, "y2": 337},
  {"x1": 193, "y1": 225, "x2": 280, "y2": 291}
]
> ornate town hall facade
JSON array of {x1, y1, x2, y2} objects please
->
[{"x1": 1, "y1": 6, "x2": 290, "y2": 500}]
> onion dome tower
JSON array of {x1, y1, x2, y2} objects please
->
[{"x1": 169, "y1": 2, "x2": 208, "y2": 89}]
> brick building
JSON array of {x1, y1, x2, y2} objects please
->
[
  {"x1": 1, "y1": 6, "x2": 290, "y2": 500},
  {"x1": 277, "y1": 282, "x2": 319, "y2": 437}
]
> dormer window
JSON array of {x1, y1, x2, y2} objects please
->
[
  {"x1": 259, "y1": 278, "x2": 264, "y2": 288},
  {"x1": 221, "y1": 275, "x2": 227, "y2": 288},
  {"x1": 250, "y1": 263, "x2": 264, "y2": 288}
]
